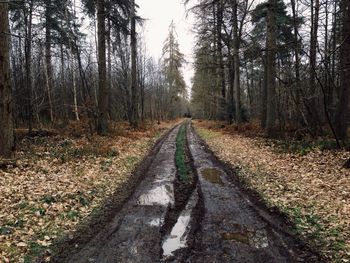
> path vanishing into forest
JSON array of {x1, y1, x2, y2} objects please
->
[{"x1": 53, "y1": 120, "x2": 320, "y2": 263}]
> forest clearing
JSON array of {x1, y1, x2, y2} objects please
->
[{"x1": 1, "y1": 0, "x2": 350, "y2": 262}]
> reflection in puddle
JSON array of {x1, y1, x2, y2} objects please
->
[
  {"x1": 147, "y1": 218, "x2": 162, "y2": 227},
  {"x1": 201, "y1": 168, "x2": 223, "y2": 185},
  {"x1": 162, "y1": 214, "x2": 191, "y2": 257},
  {"x1": 138, "y1": 185, "x2": 174, "y2": 206},
  {"x1": 162, "y1": 192, "x2": 198, "y2": 258},
  {"x1": 221, "y1": 228, "x2": 269, "y2": 249}
]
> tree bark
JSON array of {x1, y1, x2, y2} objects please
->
[
  {"x1": 0, "y1": 1, "x2": 14, "y2": 158},
  {"x1": 233, "y1": 0, "x2": 241, "y2": 123},
  {"x1": 308, "y1": 0, "x2": 321, "y2": 134},
  {"x1": 335, "y1": 0, "x2": 350, "y2": 140},
  {"x1": 45, "y1": 0, "x2": 54, "y2": 123},
  {"x1": 265, "y1": 0, "x2": 277, "y2": 136},
  {"x1": 130, "y1": 0, "x2": 139, "y2": 128},
  {"x1": 97, "y1": 0, "x2": 108, "y2": 134},
  {"x1": 25, "y1": 0, "x2": 34, "y2": 133}
]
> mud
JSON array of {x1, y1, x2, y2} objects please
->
[{"x1": 51, "y1": 121, "x2": 321, "y2": 263}]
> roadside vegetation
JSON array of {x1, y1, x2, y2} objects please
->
[
  {"x1": 0, "y1": 120, "x2": 177, "y2": 262},
  {"x1": 194, "y1": 120, "x2": 350, "y2": 262}
]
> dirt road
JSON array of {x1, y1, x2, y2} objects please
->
[{"x1": 55, "y1": 121, "x2": 320, "y2": 263}]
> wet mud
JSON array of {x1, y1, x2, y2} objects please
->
[{"x1": 52, "y1": 121, "x2": 320, "y2": 263}]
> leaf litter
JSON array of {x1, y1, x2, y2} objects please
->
[{"x1": 0, "y1": 120, "x2": 178, "y2": 262}]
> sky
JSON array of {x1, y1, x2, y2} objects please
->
[{"x1": 137, "y1": 0, "x2": 195, "y2": 90}]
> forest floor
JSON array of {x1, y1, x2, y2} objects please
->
[
  {"x1": 50, "y1": 120, "x2": 320, "y2": 263},
  {"x1": 1, "y1": 119, "x2": 348, "y2": 263},
  {"x1": 193, "y1": 120, "x2": 350, "y2": 262},
  {"x1": 0, "y1": 120, "x2": 179, "y2": 263}
]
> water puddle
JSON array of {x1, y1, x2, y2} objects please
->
[
  {"x1": 221, "y1": 228, "x2": 269, "y2": 249},
  {"x1": 147, "y1": 218, "x2": 162, "y2": 227},
  {"x1": 138, "y1": 185, "x2": 174, "y2": 207},
  {"x1": 201, "y1": 168, "x2": 223, "y2": 185},
  {"x1": 162, "y1": 192, "x2": 198, "y2": 258},
  {"x1": 162, "y1": 214, "x2": 191, "y2": 257}
]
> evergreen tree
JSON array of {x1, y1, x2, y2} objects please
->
[{"x1": 162, "y1": 22, "x2": 187, "y2": 117}]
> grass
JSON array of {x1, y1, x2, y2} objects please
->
[{"x1": 175, "y1": 125, "x2": 189, "y2": 182}]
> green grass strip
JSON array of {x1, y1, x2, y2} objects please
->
[{"x1": 175, "y1": 125, "x2": 188, "y2": 182}]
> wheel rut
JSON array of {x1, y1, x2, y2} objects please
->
[{"x1": 60, "y1": 120, "x2": 320, "y2": 263}]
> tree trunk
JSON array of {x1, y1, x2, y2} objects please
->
[
  {"x1": 217, "y1": 0, "x2": 226, "y2": 120},
  {"x1": 60, "y1": 41, "x2": 69, "y2": 124},
  {"x1": 130, "y1": 0, "x2": 139, "y2": 128},
  {"x1": 261, "y1": 54, "x2": 267, "y2": 128},
  {"x1": 0, "y1": 1, "x2": 14, "y2": 158},
  {"x1": 45, "y1": 0, "x2": 54, "y2": 123},
  {"x1": 233, "y1": 0, "x2": 241, "y2": 123},
  {"x1": 308, "y1": 0, "x2": 321, "y2": 134},
  {"x1": 107, "y1": 18, "x2": 112, "y2": 119},
  {"x1": 265, "y1": 0, "x2": 277, "y2": 136},
  {"x1": 335, "y1": 0, "x2": 350, "y2": 140},
  {"x1": 97, "y1": 0, "x2": 108, "y2": 134},
  {"x1": 25, "y1": 1, "x2": 34, "y2": 133}
]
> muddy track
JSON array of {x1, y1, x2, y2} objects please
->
[{"x1": 53, "y1": 120, "x2": 321, "y2": 263}]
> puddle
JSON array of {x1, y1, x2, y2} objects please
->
[
  {"x1": 162, "y1": 214, "x2": 191, "y2": 257},
  {"x1": 222, "y1": 232, "x2": 249, "y2": 244},
  {"x1": 201, "y1": 168, "x2": 223, "y2": 185},
  {"x1": 221, "y1": 228, "x2": 269, "y2": 249},
  {"x1": 162, "y1": 192, "x2": 198, "y2": 258},
  {"x1": 147, "y1": 218, "x2": 162, "y2": 227},
  {"x1": 138, "y1": 185, "x2": 174, "y2": 206}
]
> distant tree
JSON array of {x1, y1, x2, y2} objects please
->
[
  {"x1": 0, "y1": 1, "x2": 14, "y2": 158},
  {"x1": 162, "y1": 22, "x2": 186, "y2": 118}
]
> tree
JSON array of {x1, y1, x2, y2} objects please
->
[
  {"x1": 130, "y1": 0, "x2": 139, "y2": 128},
  {"x1": 162, "y1": 22, "x2": 186, "y2": 118},
  {"x1": 96, "y1": 0, "x2": 108, "y2": 135},
  {"x1": 265, "y1": 0, "x2": 277, "y2": 136},
  {"x1": 335, "y1": 0, "x2": 350, "y2": 140},
  {"x1": 0, "y1": 1, "x2": 14, "y2": 158}
]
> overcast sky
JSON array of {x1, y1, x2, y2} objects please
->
[{"x1": 137, "y1": 0, "x2": 195, "y2": 90}]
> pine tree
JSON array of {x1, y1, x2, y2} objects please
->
[{"x1": 162, "y1": 22, "x2": 186, "y2": 118}]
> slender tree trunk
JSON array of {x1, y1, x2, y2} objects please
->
[
  {"x1": 335, "y1": 0, "x2": 350, "y2": 140},
  {"x1": 45, "y1": 0, "x2": 54, "y2": 123},
  {"x1": 291, "y1": 0, "x2": 301, "y2": 100},
  {"x1": 60, "y1": 41, "x2": 69, "y2": 124},
  {"x1": 216, "y1": 0, "x2": 225, "y2": 120},
  {"x1": 107, "y1": 18, "x2": 112, "y2": 119},
  {"x1": 228, "y1": 54, "x2": 235, "y2": 123},
  {"x1": 97, "y1": 0, "x2": 108, "y2": 134},
  {"x1": 25, "y1": 1, "x2": 34, "y2": 133},
  {"x1": 265, "y1": 0, "x2": 277, "y2": 136},
  {"x1": 308, "y1": 0, "x2": 321, "y2": 134},
  {"x1": 0, "y1": 1, "x2": 14, "y2": 158},
  {"x1": 233, "y1": 0, "x2": 241, "y2": 123},
  {"x1": 130, "y1": 0, "x2": 139, "y2": 128},
  {"x1": 261, "y1": 55, "x2": 267, "y2": 128},
  {"x1": 65, "y1": 7, "x2": 79, "y2": 121}
]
